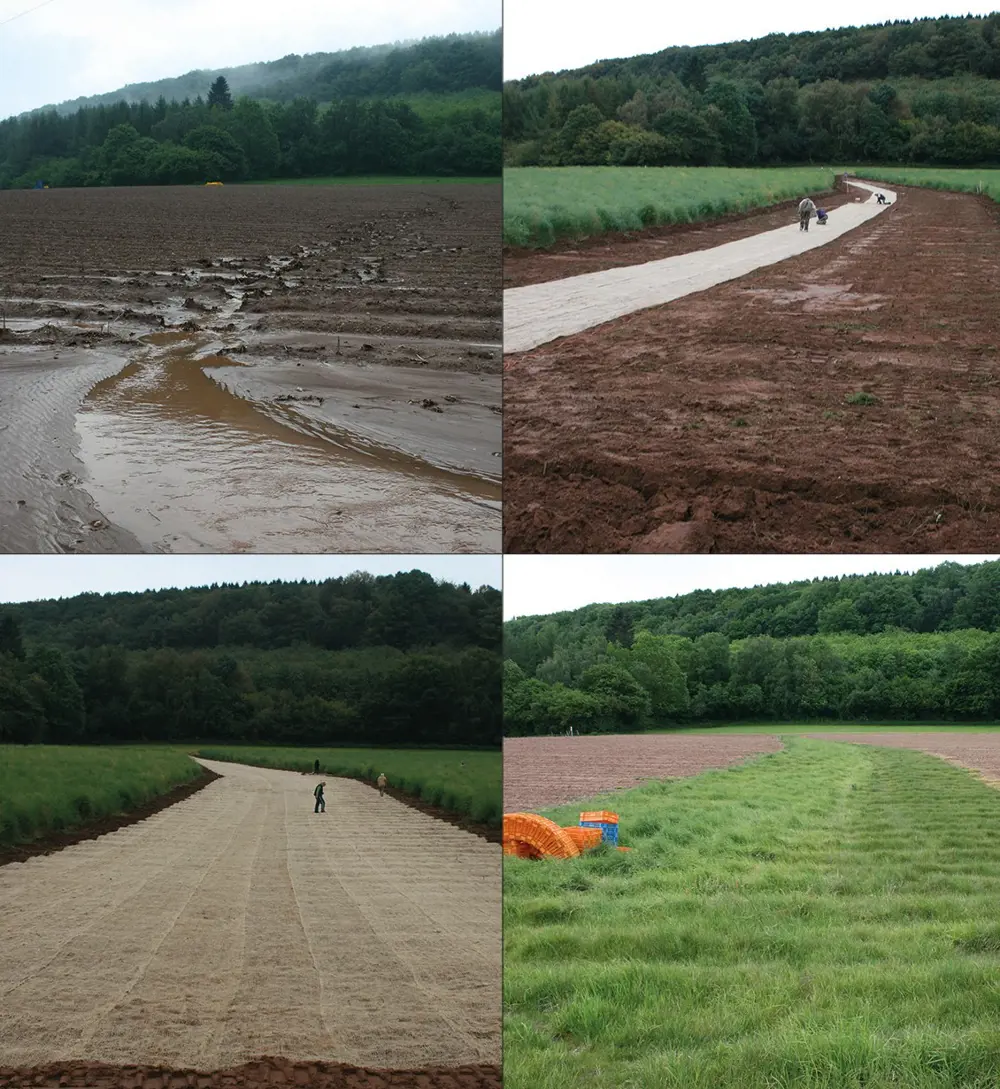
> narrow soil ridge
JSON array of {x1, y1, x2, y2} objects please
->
[
  {"x1": 0, "y1": 1058, "x2": 502, "y2": 1088},
  {"x1": 0, "y1": 767, "x2": 221, "y2": 868}
]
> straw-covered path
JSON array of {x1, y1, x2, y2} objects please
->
[{"x1": 0, "y1": 758, "x2": 500, "y2": 1071}]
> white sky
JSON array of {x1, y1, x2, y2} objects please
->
[
  {"x1": 0, "y1": 0, "x2": 500, "y2": 118},
  {"x1": 0, "y1": 555, "x2": 501, "y2": 604},
  {"x1": 502, "y1": 556, "x2": 999, "y2": 620},
  {"x1": 504, "y1": 0, "x2": 1000, "y2": 80}
]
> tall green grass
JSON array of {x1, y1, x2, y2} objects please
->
[
  {"x1": 246, "y1": 175, "x2": 497, "y2": 186},
  {"x1": 197, "y1": 745, "x2": 501, "y2": 826},
  {"x1": 0, "y1": 745, "x2": 202, "y2": 848},
  {"x1": 503, "y1": 166, "x2": 836, "y2": 249},
  {"x1": 505, "y1": 737, "x2": 1000, "y2": 1088},
  {"x1": 853, "y1": 166, "x2": 1000, "y2": 201}
]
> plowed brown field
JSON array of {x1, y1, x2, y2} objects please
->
[
  {"x1": 503, "y1": 734, "x2": 783, "y2": 811},
  {"x1": 0, "y1": 183, "x2": 500, "y2": 554},
  {"x1": 504, "y1": 184, "x2": 1000, "y2": 553}
]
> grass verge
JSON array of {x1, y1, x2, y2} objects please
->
[
  {"x1": 196, "y1": 744, "x2": 501, "y2": 827},
  {"x1": 851, "y1": 166, "x2": 1000, "y2": 202},
  {"x1": 505, "y1": 737, "x2": 1000, "y2": 1088},
  {"x1": 0, "y1": 744, "x2": 202, "y2": 849},
  {"x1": 246, "y1": 175, "x2": 498, "y2": 186},
  {"x1": 503, "y1": 166, "x2": 836, "y2": 248}
]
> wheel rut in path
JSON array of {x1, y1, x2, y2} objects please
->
[{"x1": 0, "y1": 759, "x2": 500, "y2": 1073}]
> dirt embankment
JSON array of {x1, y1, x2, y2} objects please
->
[
  {"x1": 504, "y1": 184, "x2": 1000, "y2": 553},
  {"x1": 503, "y1": 734, "x2": 783, "y2": 811},
  {"x1": 0, "y1": 1059, "x2": 501, "y2": 1088},
  {"x1": 0, "y1": 183, "x2": 500, "y2": 554}
]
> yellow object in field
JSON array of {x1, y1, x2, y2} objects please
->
[{"x1": 205, "y1": 181, "x2": 224, "y2": 186}]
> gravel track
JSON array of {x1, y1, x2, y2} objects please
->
[
  {"x1": 0, "y1": 759, "x2": 499, "y2": 1072},
  {"x1": 503, "y1": 734, "x2": 784, "y2": 811}
]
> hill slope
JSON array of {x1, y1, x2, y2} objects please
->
[{"x1": 503, "y1": 14, "x2": 1000, "y2": 167}]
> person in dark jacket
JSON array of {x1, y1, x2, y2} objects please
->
[
  {"x1": 314, "y1": 782, "x2": 326, "y2": 813},
  {"x1": 816, "y1": 207, "x2": 829, "y2": 225},
  {"x1": 314, "y1": 759, "x2": 320, "y2": 774}
]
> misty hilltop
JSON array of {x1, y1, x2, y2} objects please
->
[{"x1": 24, "y1": 29, "x2": 501, "y2": 117}]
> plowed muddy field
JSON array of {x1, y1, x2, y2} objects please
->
[
  {"x1": 504, "y1": 184, "x2": 1000, "y2": 553},
  {"x1": 503, "y1": 734, "x2": 783, "y2": 811},
  {"x1": 812, "y1": 731, "x2": 1000, "y2": 779},
  {"x1": 0, "y1": 183, "x2": 500, "y2": 554},
  {"x1": 0, "y1": 759, "x2": 500, "y2": 1081}
]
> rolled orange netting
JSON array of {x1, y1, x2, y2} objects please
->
[{"x1": 503, "y1": 813, "x2": 581, "y2": 859}]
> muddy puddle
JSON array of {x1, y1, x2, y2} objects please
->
[{"x1": 77, "y1": 332, "x2": 499, "y2": 553}]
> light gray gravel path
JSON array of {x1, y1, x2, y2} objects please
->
[{"x1": 503, "y1": 180, "x2": 897, "y2": 354}]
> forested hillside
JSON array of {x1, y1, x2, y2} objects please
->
[
  {"x1": 1, "y1": 31, "x2": 501, "y2": 187},
  {"x1": 504, "y1": 561, "x2": 1000, "y2": 733},
  {"x1": 0, "y1": 572, "x2": 501, "y2": 748},
  {"x1": 503, "y1": 14, "x2": 1000, "y2": 166}
]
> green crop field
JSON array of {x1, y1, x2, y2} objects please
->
[
  {"x1": 197, "y1": 745, "x2": 502, "y2": 826},
  {"x1": 0, "y1": 745, "x2": 201, "y2": 848},
  {"x1": 853, "y1": 167, "x2": 1000, "y2": 201},
  {"x1": 505, "y1": 737, "x2": 1000, "y2": 1088},
  {"x1": 503, "y1": 166, "x2": 837, "y2": 248}
]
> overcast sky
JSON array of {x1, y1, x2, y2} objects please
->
[
  {"x1": 0, "y1": 555, "x2": 501, "y2": 604},
  {"x1": 0, "y1": 0, "x2": 499, "y2": 118},
  {"x1": 504, "y1": 1, "x2": 1000, "y2": 80},
  {"x1": 503, "y1": 556, "x2": 998, "y2": 620}
]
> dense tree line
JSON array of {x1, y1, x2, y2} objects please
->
[
  {"x1": 0, "y1": 573, "x2": 501, "y2": 748},
  {"x1": 504, "y1": 561, "x2": 1000, "y2": 734},
  {"x1": 504, "y1": 14, "x2": 1000, "y2": 167},
  {"x1": 1, "y1": 84, "x2": 499, "y2": 187},
  {"x1": 31, "y1": 32, "x2": 502, "y2": 117}
]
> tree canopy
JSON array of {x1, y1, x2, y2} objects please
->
[
  {"x1": 504, "y1": 14, "x2": 1000, "y2": 167},
  {"x1": 504, "y1": 561, "x2": 1000, "y2": 734},
  {"x1": 0, "y1": 572, "x2": 501, "y2": 749}
]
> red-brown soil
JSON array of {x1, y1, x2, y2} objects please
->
[
  {"x1": 811, "y1": 732, "x2": 1000, "y2": 778},
  {"x1": 504, "y1": 189, "x2": 853, "y2": 288},
  {"x1": 503, "y1": 184, "x2": 1000, "y2": 553},
  {"x1": 503, "y1": 734, "x2": 783, "y2": 811},
  {"x1": 0, "y1": 1059, "x2": 501, "y2": 1088},
  {"x1": 0, "y1": 768, "x2": 220, "y2": 868}
]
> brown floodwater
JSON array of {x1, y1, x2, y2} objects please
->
[{"x1": 77, "y1": 333, "x2": 500, "y2": 553}]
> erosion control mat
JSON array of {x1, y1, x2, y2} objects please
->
[
  {"x1": 504, "y1": 734, "x2": 783, "y2": 811},
  {"x1": 0, "y1": 767, "x2": 221, "y2": 869},
  {"x1": 0, "y1": 760, "x2": 500, "y2": 1072},
  {"x1": 0, "y1": 184, "x2": 500, "y2": 554},
  {"x1": 0, "y1": 1059, "x2": 501, "y2": 1088},
  {"x1": 504, "y1": 184, "x2": 1000, "y2": 553}
]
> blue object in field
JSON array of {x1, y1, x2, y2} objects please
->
[
  {"x1": 580, "y1": 818, "x2": 619, "y2": 846},
  {"x1": 34, "y1": 180, "x2": 44, "y2": 189}
]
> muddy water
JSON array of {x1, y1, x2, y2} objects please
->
[{"x1": 77, "y1": 333, "x2": 500, "y2": 553}]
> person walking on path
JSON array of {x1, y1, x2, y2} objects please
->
[
  {"x1": 377, "y1": 773, "x2": 388, "y2": 797},
  {"x1": 798, "y1": 197, "x2": 816, "y2": 231},
  {"x1": 314, "y1": 781, "x2": 326, "y2": 813}
]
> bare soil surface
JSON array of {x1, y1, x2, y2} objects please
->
[
  {"x1": 812, "y1": 732, "x2": 1000, "y2": 780},
  {"x1": 0, "y1": 184, "x2": 500, "y2": 554},
  {"x1": 504, "y1": 184, "x2": 1000, "y2": 553},
  {"x1": 503, "y1": 734, "x2": 783, "y2": 811},
  {"x1": 0, "y1": 1058, "x2": 501, "y2": 1088},
  {"x1": 504, "y1": 189, "x2": 853, "y2": 288},
  {"x1": 0, "y1": 759, "x2": 500, "y2": 1073}
]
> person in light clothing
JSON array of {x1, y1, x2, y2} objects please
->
[
  {"x1": 798, "y1": 197, "x2": 816, "y2": 231},
  {"x1": 377, "y1": 772, "x2": 387, "y2": 797}
]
